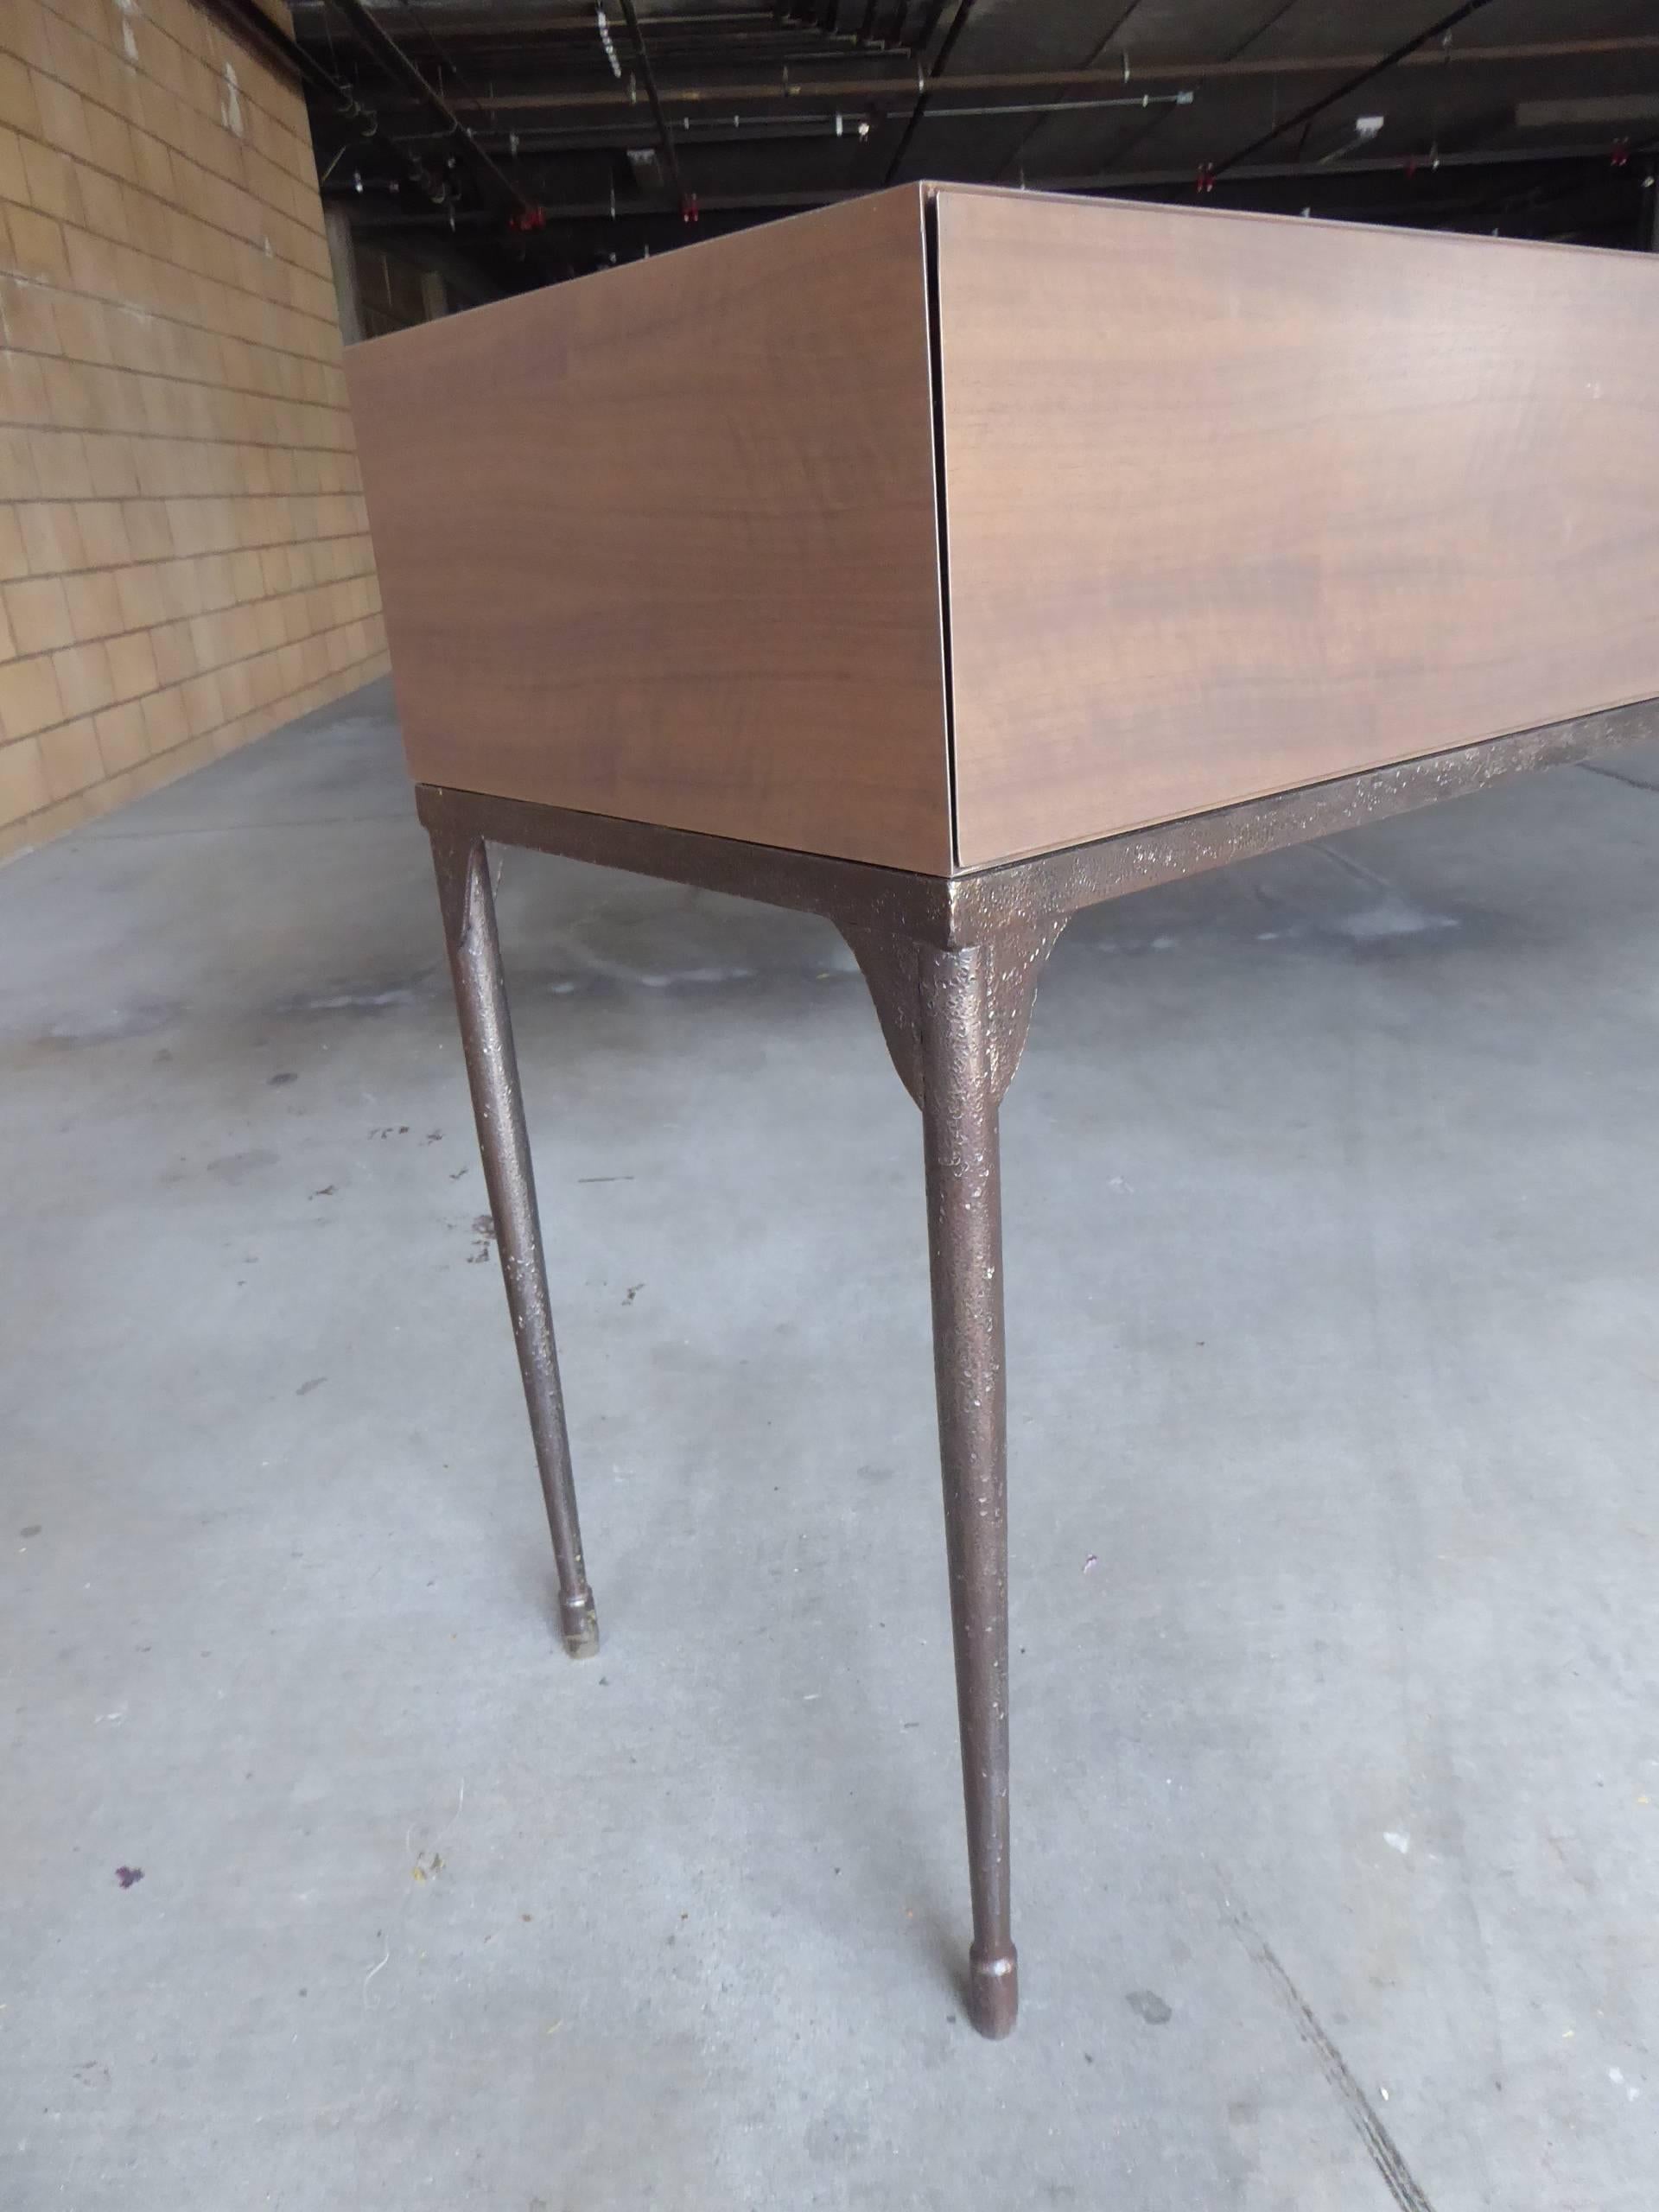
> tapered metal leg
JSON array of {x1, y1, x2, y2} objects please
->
[
  {"x1": 844, "y1": 919, "x2": 1061, "y2": 2039},
  {"x1": 429, "y1": 830, "x2": 599, "y2": 1658},
  {"x1": 918, "y1": 942, "x2": 1018, "y2": 2038}
]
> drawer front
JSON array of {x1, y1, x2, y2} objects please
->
[{"x1": 937, "y1": 188, "x2": 1659, "y2": 869}]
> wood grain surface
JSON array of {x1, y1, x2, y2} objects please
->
[
  {"x1": 349, "y1": 186, "x2": 951, "y2": 872},
  {"x1": 934, "y1": 187, "x2": 1659, "y2": 869}
]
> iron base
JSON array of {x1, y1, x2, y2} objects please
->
[{"x1": 416, "y1": 695, "x2": 1659, "y2": 2036}]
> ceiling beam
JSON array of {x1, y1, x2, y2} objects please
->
[
  {"x1": 335, "y1": 137, "x2": 1657, "y2": 228},
  {"x1": 882, "y1": 0, "x2": 976, "y2": 183},
  {"x1": 1210, "y1": 0, "x2": 1502, "y2": 181},
  {"x1": 196, "y1": 0, "x2": 487, "y2": 218},
  {"x1": 305, "y1": 36, "x2": 1659, "y2": 120},
  {"x1": 616, "y1": 0, "x2": 690, "y2": 204},
  {"x1": 318, "y1": 0, "x2": 538, "y2": 215}
]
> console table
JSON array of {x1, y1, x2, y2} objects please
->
[{"x1": 348, "y1": 183, "x2": 1659, "y2": 2037}]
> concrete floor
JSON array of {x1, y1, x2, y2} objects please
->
[{"x1": 4, "y1": 682, "x2": 1659, "y2": 2209}]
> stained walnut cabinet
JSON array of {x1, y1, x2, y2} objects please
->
[{"x1": 349, "y1": 182, "x2": 1659, "y2": 875}]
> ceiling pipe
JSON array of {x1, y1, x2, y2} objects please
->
[
  {"x1": 319, "y1": 0, "x2": 538, "y2": 215},
  {"x1": 397, "y1": 87, "x2": 1193, "y2": 157},
  {"x1": 196, "y1": 0, "x2": 465, "y2": 210},
  {"x1": 334, "y1": 137, "x2": 1655, "y2": 227},
  {"x1": 937, "y1": 92, "x2": 1192, "y2": 122},
  {"x1": 360, "y1": 37, "x2": 1659, "y2": 121}
]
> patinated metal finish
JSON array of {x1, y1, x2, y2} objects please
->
[
  {"x1": 917, "y1": 942, "x2": 1020, "y2": 2037},
  {"x1": 417, "y1": 693, "x2": 1659, "y2": 2039},
  {"x1": 429, "y1": 826, "x2": 600, "y2": 1658},
  {"x1": 841, "y1": 919, "x2": 1066, "y2": 1111},
  {"x1": 415, "y1": 696, "x2": 1659, "y2": 952}
]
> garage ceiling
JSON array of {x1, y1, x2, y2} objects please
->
[{"x1": 261, "y1": 0, "x2": 1659, "y2": 289}]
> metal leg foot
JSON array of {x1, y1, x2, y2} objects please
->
[
  {"x1": 968, "y1": 1945, "x2": 1020, "y2": 2040},
  {"x1": 559, "y1": 1588, "x2": 601, "y2": 1659},
  {"x1": 430, "y1": 830, "x2": 599, "y2": 1658}
]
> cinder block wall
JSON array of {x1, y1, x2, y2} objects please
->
[{"x1": 0, "y1": 0, "x2": 386, "y2": 859}]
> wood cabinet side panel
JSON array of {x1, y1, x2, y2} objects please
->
[
  {"x1": 936, "y1": 190, "x2": 1659, "y2": 868},
  {"x1": 347, "y1": 187, "x2": 950, "y2": 872}
]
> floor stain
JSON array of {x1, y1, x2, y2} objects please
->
[
  {"x1": 44, "y1": 998, "x2": 181, "y2": 1046},
  {"x1": 203, "y1": 1148, "x2": 278, "y2": 1183},
  {"x1": 1127, "y1": 1988, "x2": 1173, "y2": 2025},
  {"x1": 292, "y1": 984, "x2": 424, "y2": 1014},
  {"x1": 1328, "y1": 899, "x2": 1459, "y2": 945}
]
